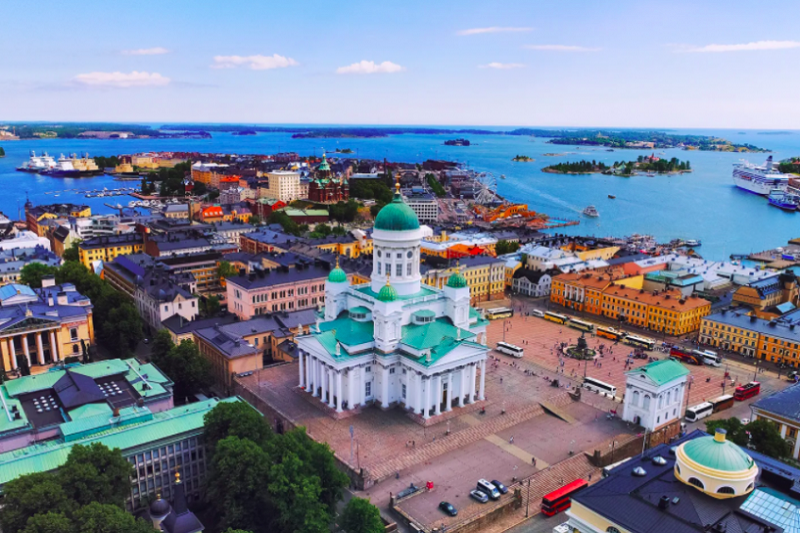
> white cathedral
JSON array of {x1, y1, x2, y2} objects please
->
[{"x1": 296, "y1": 182, "x2": 490, "y2": 420}]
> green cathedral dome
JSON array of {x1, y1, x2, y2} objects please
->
[
  {"x1": 681, "y1": 430, "x2": 755, "y2": 472},
  {"x1": 374, "y1": 188, "x2": 420, "y2": 232},
  {"x1": 446, "y1": 271, "x2": 468, "y2": 288},
  {"x1": 328, "y1": 266, "x2": 347, "y2": 283},
  {"x1": 377, "y1": 281, "x2": 398, "y2": 302}
]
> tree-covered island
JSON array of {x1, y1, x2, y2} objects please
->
[
  {"x1": 543, "y1": 155, "x2": 691, "y2": 176},
  {"x1": 512, "y1": 155, "x2": 535, "y2": 162}
]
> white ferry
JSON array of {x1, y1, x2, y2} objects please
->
[
  {"x1": 583, "y1": 205, "x2": 599, "y2": 217},
  {"x1": 732, "y1": 156, "x2": 788, "y2": 196},
  {"x1": 17, "y1": 151, "x2": 57, "y2": 173}
]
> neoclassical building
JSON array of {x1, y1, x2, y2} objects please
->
[{"x1": 296, "y1": 181, "x2": 489, "y2": 420}]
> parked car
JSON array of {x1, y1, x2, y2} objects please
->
[
  {"x1": 470, "y1": 489, "x2": 489, "y2": 504},
  {"x1": 477, "y1": 479, "x2": 501, "y2": 500},
  {"x1": 532, "y1": 309, "x2": 544, "y2": 318},
  {"x1": 438, "y1": 501, "x2": 458, "y2": 516},
  {"x1": 491, "y1": 480, "x2": 508, "y2": 495}
]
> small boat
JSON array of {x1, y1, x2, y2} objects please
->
[
  {"x1": 767, "y1": 188, "x2": 798, "y2": 211},
  {"x1": 583, "y1": 205, "x2": 599, "y2": 217},
  {"x1": 608, "y1": 195, "x2": 616, "y2": 199},
  {"x1": 684, "y1": 239, "x2": 702, "y2": 247}
]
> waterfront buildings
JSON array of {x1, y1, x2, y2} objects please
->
[
  {"x1": 0, "y1": 357, "x2": 238, "y2": 512},
  {"x1": 191, "y1": 162, "x2": 229, "y2": 189},
  {"x1": 295, "y1": 183, "x2": 489, "y2": 419},
  {"x1": 731, "y1": 273, "x2": 798, "y2": 313},
  {"x1": 699, "y1": 309, "x2": 800, "y2": 363},
  {"x1": 0, "y1": 280, "x2": 95, "y2": 373}
]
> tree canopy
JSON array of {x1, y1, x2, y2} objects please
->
[
  {"x1": 495, "y1": 240, "x2": 520, "y2": 255},
  {"x1": 706, "y1": 417, "x2": 792, "y2": 459},
  {"x1": 151, "y1": 338, "x2": 213, "y2": 402},
  {"x1": 341, "y1": 497, "x2": 384, "y2": 533},
  {"x1": 19, "y1": 263, "x2": 58, "y2": 288}
]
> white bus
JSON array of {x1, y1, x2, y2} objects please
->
[
  {"x1": 685, "y1": 402, "x2": 714, "y2": 422},
  {"x1": 583, "y1": 377, "x2": 617, "y2": 398},
  {"x1": 568, "y1": 318, "x2": 595, "y2": 333},
  {"x1": 486, "y1": 307, "x2": 514, "y2": 320},
  {"x1": 496, "y1": 341, "x2": 524, "y2": 358},
  {"x1": 623, "y1": 335, "x2": 656, "y2": 351},
  {"x1": 694, "y1": 350, "x2": 721, "y2": 367}
]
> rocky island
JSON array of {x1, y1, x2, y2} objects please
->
[{"x1": 512, "y1": 155, "x2": 535, "y2": 162}]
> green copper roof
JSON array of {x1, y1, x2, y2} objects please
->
[
  {"x1": 374, "y1": 192, "x2": 420, "y2": 231},
  {"x1": 328, "y1": 266, "x2": 347, "y2": 283},
  {"x1": 318, "y1": 154, "x2": 330, "y2": 172},
  {"x1": 446, "y1": 272, "x2": 468, "y2": 288},
  {"x1": 0, "y1": 398, "x2": 239, "y2": 490},
  {"x1": 401, "y1": 317, "x2": 475, "y2": 352},
  {"x1": 681, "y1": 433, "x2": 756, "y2": 472},
  {"x1": 355, "y1": 285, "x2": 437, "y2": 302},
  {"x1": 318, "y1": 314, "x2": 375, "y2": 347},
  {"x1": 378, "y1": 283, "x2": 398, "y2": 302},
  {"x1": 625, "y1": 358, "x2": 689, "y2": 386}
]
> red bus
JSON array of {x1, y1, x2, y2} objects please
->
[
  {"x1": 541, "y1": 478, "x2": 588, "y2": 516},
  {"x1": 734, "y1": 382, "x2": 761, "y2": 401},
  {"x1": 669, "y1": 346, "x2": 703, "y2": 365}
]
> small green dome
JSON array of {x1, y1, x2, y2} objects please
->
[
  {"x1": 681, "y1": 431, "x2": 755, "y2": 472},
  {"x1": 447, "y1": 272, "x2": 468, "y2": 288},
  {"x1": 377, "y1": 282, "x2": 398, "y2": 302},
  {"x1": 374, "y1": 192, "x2": 420, "y2": 232},
  {"x1": 318, "y1": 153, "x2": 330, "y2": 172},
  {"x1": 328, "y1": 266, "x2": 347, "y2": 283}
]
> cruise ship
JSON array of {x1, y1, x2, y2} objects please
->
[
  {"x1": 49, "y1": 153, "x2": 103, "y2": 178},
  {"x1": 17, "y1": 151, "x2": 57, "y2": 173},
  {"x1": 732, "y1": 156, "x2": 788, "y2": 195}
]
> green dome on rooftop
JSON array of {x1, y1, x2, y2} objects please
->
[
  {"x1": 377, "y1": 281, "x2": 398, "y2": 302},
  {"x1": 374, "y1": 182, "x2": 420, "y2": 232},
  {"x1": 328, "y1": 257, "x2": 347, "y2": 283},
  {"x1": 447, "y1": 271, "x2": 468, "y2": 289},
  {"x1": 680, "y1": 430, "x2": 755, "y2": 472}
]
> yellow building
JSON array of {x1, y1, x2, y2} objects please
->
[
  {"x1": 574, "y1": 246, "x2": 620, "y2": 262},
  {"x1": 78, "y1": 234, "x2": 144, "y2": 270},
  {"x1": 602, "y1": 285, "x2": 710, "y2": 335},
  {"x1": 551, "y1": 269, "x2": 643, "y2": 314},
  {"x1": 699, "y1": 312, "x2": 763, "y2": 358},
  {"x1": 26, "y1": 203, "x2": 92, "y2": 237},
  {"x1": 421, "y1": 256, "x2": 506, "y2": 305},
  {"x1": 0, "y1": 282, "x2": 95, "y2": 373},
  {"x1": 731, "y1": 273, "x2": 798, "y2": 312},
  {"x1": 504, "y1": 259, "x2": 521, "y2": 288}
]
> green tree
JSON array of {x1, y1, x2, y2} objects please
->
[
  {"x1": 18, "y1": 355, "x2": 31, "y2": 376},
  {"x1": 706, "y1": 418, "x2": 748, "y2": 446},
  {"x1": 19, "y1": 263, "x2": 59, "y2": 288},
  {"x1": 495, "y1": 240, "x2": 520, "y2": 255},
  {"x1": 341, "y1": 498, "x2": 383, "y2": 533},
  {"x1": 20, "y1": 512, "x2": 75, "y2": 533},
  {"x1": 218, "y1": 260, "x2": 238, "y2": 282},
  {"x1": 200, "y1": 294, "x2": 221, "y2": 317},
  {"x1": 249, "y1": 214, "x2": 262, "y2": 226},
  {"x1": 1, "y1": 473, "x2": 71, "y2": 533},
  {"x1": 746, "y1": 419, "x2": 792, "y2": 458},
  {"x1": 62, "y1": 241, "x2": 81, "y2": 262},
  {"x1": 150, "y1": 329, "x2": 175, "y2": 364},
  {"x1": 203, "y1": 401, "x2": 273, "y2": 451},
  {"x1": 157, "y1": 340, "x2": 213, "y2": 401},
  {"x1": 314, "y1": 224, "x2": 332, "y2": 236},
  {"x1": 425, "y1": 173, "x2": 446, "y2": 197},
  {"x1": 281, "y1": 427, "x2": 348, "y2": 509},
  {"x1": 72, "y1": 502, "x2": 154, "y2": 533},
  {"x1": 331, "y1": 225, "x2": 348, "y2": 236},
  {"x1": 206, "y1": 436, "x2": 276, "y2": 532},
  {"x1": 57, "y1": 443, "x2": 133, "y2": 508},
  {"x1": 266, "y1": 451, "x2": 329, "y2": 533},
  {"x1": 0, "y1": 146, "x2": 5, "y2": 157}
]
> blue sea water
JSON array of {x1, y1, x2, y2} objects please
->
[{"x1": 0, "y1": 127, "x2": 798, "y2": 261}]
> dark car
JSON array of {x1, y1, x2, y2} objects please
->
[
  {"x1": 470, "y1": 489, "x2": 489, "y2": 503},
  {"x1": 491, "y1": 480, "x2": 508, "y2": 494},
  {"x1": 438, "y1": 501, "x2": 457, "y2": 516}
]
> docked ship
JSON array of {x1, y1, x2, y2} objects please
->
[
  {"x1": 583, "y1": 205, "x2": 599, "y2": 217},
  {"x1": 49, "y1": 153, "x2": 103, "y2": 178},
  {"x1": 17, "y1": 151, "x2": 57, "y2": 173},
  {"x1": 732, "y1": 156, "x2": 788, "y2": 195},
  {"x1": 767, "y1": 189, "x2": 798, "y2": 211}
]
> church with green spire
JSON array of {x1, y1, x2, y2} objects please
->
[
  {"x1": 308, "y1": 152, "x2": 349, "y2": 203},
  {"x1": 296, "y1": 178, "x2": 490, "y2": 420}
]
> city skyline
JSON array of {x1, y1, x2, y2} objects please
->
[{"x1": 3, "y1": 0, "x2": 800, "y2": 128}]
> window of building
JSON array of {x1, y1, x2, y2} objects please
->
[
  {"x1": 687, "y1": 478, "x2": 704, "y2": 489},
  {"x1": 365, "y1": 381, "x2": 371, "y2": 397},
  {"x1": 402, "y1": 384, "x2": 407, "y2": 398},
  {"x1": 70, "y1": 328, "x2": 78, "y2": 340},
  {"x1": 717, "y1": 486, "x2": 735, "y2": 495}
]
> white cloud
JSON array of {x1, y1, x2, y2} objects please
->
[
  {"x1": 211, "y1": 54, "x2": 298, "y2": 70},
  {"x1": 678, "y1": 40, "x2": 800, "y2": 53},
  {"x1": 479, "y1": 62, "x2": 525, "y2": 69},
  {"x1": 458, "y1": 27, "x2": 532, "y2": 36},
  {"x1": 524, "y1": 44, "x2": 600, "y2": 52},
  {"x1": 73, "y1": 71, "x2": 170, "y2": 88},
  {"x1": 122, "y1": 47, "x2": 169, "y2": 56},
  {"x1": 336, "y1": 60, "x2": 405, "y2": 75}
]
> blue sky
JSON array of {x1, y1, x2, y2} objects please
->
[{"x1": 3, "y1": 0, "x2": 800, "y2": 128}]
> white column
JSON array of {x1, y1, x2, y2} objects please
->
[
  {"x1": 312, "y1": 358, "x2": 319, "y2": 397},
  {"x1": 360, "y1": 367, "x2": 367, "y2": 405},
  {"x1": 794, "y1": 435, "x2": 800, "y2": 460},
  {"x1": 335, "y1": 371, "x2": 343, "y2": 412},
  {"x1": 36, "y1": 333, "x2": 44, "y2": 365},
  {"x1": 467, "y1": 363, "x2": 477, "y2": 404},
  {"x1": 8, "y1": 338, "x2": 17, "y2": 369},
  {"x1": 298, "y1": 351, "x2": 305, "y2": 388},
  {"x1": 479, "y1": 360, "x2": 486, "y2": 401},
  {"x1": 49, "y1": 331, "x2": 58, "y2": 362},
  {"x1": 348, "y1": 369, "x2": 356, "y2": 410},
  {"x1": 415, "y1": 373, "x2": 424, "y2": 414},
  {"x1": 458, "y1": 367, "x2": 466, "y2": 407},
  {"x1": 305, "y1": 355, "x2": 312, "y2": 393},
  {"x1": 319, "y1": 361, "x2": 328, "y2": 402},
  {"x1": 434, "y1": 376, "x2": 442, "y2": 415},
  {"x1": 423, "y1": 377, "x2": 431, "y2": 419},
  {"x1": 328, "y1": 369, "x2": 335, "y2": 408},
  {"x1": 22, "y1": 336, "x2": 31, "y2": 366},
  {"x1": 445, "y1": 373, "x2": 453, "y2": 412},
  {"x1": 381, "y1": 366, "x2": 390, "y2": 408}
]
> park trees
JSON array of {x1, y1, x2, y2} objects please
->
[{"x1": 341, "y1": 497, "x2": 384, "y2": 533}]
